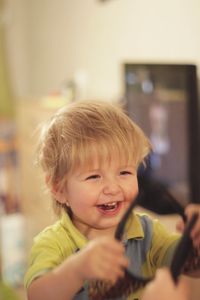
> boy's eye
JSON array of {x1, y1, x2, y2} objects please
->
[
  {"x1": 85, "y1": 174, "x2": 100, "y2": 180},
  {"x1": 120, "y1": 171, "x2": 132, "y2": 175}
]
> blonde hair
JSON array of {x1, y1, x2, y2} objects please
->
[{"x1": 37, "y1": 100, "x2": 151, "y2": 215}]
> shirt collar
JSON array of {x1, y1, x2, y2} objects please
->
[
  {"x1": 61, "y1": 213, "x2": 88, "y2": 250},
  {"x1": 61, "y1": 210, "x2": 144, "y2": 249},
  {"x1": 123, "y1": 211, "x2": 145, "y2": 240}
]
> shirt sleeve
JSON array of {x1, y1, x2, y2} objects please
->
[{"x1": 24, "y1": 230, "x2": 68, "y2": 289}]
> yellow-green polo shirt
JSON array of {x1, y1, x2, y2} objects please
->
[{"x1": 24, "y1": 212, "x2": 179, "y2": 300}]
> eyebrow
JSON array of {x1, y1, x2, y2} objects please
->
[
  {"x1": 78, "y1": 164, "x2": 136, "y2": 175},
  {"x1": 75, "y1": 168, "x2": 100, "y2": 178}
]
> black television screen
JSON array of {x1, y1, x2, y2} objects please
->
[{"x1": 124, "y1": 63, "x2": 200, "y2": 205}]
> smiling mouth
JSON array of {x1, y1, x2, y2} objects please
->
[{"x1": 97, "y1": 202, "x2": 121, "y2": 212}]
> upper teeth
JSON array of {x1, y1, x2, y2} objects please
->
[{"x1": 106, "y1": 202, "x2": 116, "y2": 206}]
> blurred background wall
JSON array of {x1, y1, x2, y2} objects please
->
[{"x1": 3, "y1": 0, "x2": 200, "y2": 101}]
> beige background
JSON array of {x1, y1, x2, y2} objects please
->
[{"x1": 3, "y1": 0, "x2": 200, "y2": 100}]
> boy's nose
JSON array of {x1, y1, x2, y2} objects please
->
[{"x1": 103, "y1": 180, "x2": 121, "y2": 195}]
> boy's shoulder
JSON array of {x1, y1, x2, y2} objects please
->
[
  {"x1": 32, "y1": 217, "x2": 69, "y2": 251},
  {"x1": 133, "y1": 211, "x2": 179, "y2": 238},
  {"x1": 32, "y1": 213, "x2": 88, "y2": 253}
]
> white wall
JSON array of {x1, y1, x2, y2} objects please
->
[
  {"x1": 4, "y1": 0, "x2": 200, "y2": 100},
  {"x1": 2, "y1": 0, "x2": 29, "y2": 98}
]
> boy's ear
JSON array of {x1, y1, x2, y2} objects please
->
[
  {"x1": 46, "y1": 176, "x2": 67, "y2": 204},
  {"x1": 51, "y1": 186, "x2": 67, "y2": 204}
]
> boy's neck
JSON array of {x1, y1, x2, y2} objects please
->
[
  {"x1": 86, "y1": 226, "x2": 116, "y2": 240},
  {"x1": 72, "y1": 217, "x2": 117, "y2": 240}
]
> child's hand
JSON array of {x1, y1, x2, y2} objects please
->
[
  {"x1": 74, "y1": 236, "x2": 129, "y2": 284},
  {"x1": 176, "y1": 204, "x2": 200, "y2": 247},
  {"x1": 141, "y1": 269, "x2": 189, "y2": 300}
]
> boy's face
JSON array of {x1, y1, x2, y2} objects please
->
[{"x1": 64, "y1": 154, "x2": 138, "y2": 237}]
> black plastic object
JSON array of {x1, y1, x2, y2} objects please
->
[{"x1": 170, "y1": 213, "x2": 198, "y2": 282}]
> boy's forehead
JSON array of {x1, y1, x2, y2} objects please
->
[
  {"x1": 76, "y1": 152, "x2": 136, "y2": 171},
  {"x1": 70, "y1": 140, "x2": 139, "y2": 174}
]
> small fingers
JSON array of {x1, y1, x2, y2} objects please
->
[
  {"x1": 95, "y1": 259, "x2": 127, "y2": 284},
  {"x1": 142, "y1": 268, "x2": 189, "y2": 300}
]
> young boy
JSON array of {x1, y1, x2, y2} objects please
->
[{"x1": 24, "y1": 100, "x2": 200, "y2": 300}]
